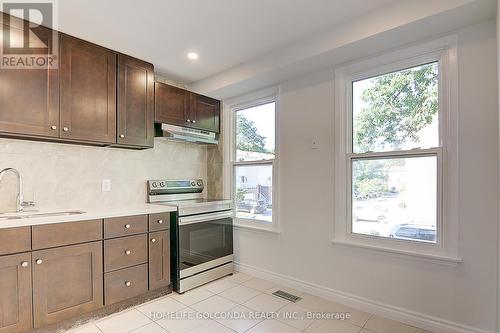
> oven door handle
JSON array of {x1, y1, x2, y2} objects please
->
[{"x1": 178, "y1": 211, "x2": 234, "y2": 226}]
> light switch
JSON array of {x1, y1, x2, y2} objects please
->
[
  {"x1": 312, "y1": 135, "x2": 320, "y2": 149},
  {"x1": 102, "y1": 179, "x2": 111, "y2": 192}
]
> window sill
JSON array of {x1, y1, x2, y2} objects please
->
[
  {"x1": 234, "y1": 220, "x2": 280, "y2": 234},
  {"x1": 331, "y1": 239, "x2": 462, "y2": 265}
]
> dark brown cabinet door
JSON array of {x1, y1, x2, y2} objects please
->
[
  {"x1": 190, "y1": 93, "x2": 220, "y2": 133},
  {"x1": 148, "y1": 231, "x2": 171, "y2": 290},
  {"x1": 32, "y1": 241, "x2": 103, "y2": 328},
  {"x1": 60, "y1": 34, "x2": 116, "y2": 144},
  {"x1": 117, "y1": 55, "x2": 154, "y2": 148},
  {"x1": 0, "y1": 252, "x2": 33, "y2": 333},
  {"x1": 0, "y1": 15, "x2": 59, "y2": 138},
  {"x1": 155, "y1": 82, "x2": 189, "y2": 127}
]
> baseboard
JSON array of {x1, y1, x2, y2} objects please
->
[{"x1": 234, "y1": 262, "x2": 492, "y2": 333}]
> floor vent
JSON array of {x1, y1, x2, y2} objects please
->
[{"x1": 272, "y1": 290, "x2": 302, "y2": 303}]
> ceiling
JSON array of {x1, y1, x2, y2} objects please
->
[{"x1": 55, "y1": 0, "x2": 396, "y2": 83}]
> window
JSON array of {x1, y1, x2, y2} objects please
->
[
  {"x1": 334, "y1": 36, "x2": 460, "y2": 261},
  {"x1": 350, "y1": 62, "x2": 440, "y2": 243},
  {"x1": 229, "y1": 97, "x2": 277, "y2": 228}
]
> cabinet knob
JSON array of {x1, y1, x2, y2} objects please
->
[
  {"x1": 186, "y1": 119, "x2": 191, "y2": 123},
  {"x1": 63, "y1": 127, "x2": 69, "y2": 132},
  {"x1": 51, "y1": 125, "x2": 57, "y2": 130},
  {"x1": 125, "y1": 250, "x2": 131, "y2": 255},
  {"x1": 151, "y1": 238, "x2": 156, "y2": 243},
  {"x1": 36, "y1": 259, "x2": 43, "y2": 265},
  {"x1": 192, "y1": 120, "x2": 196, "y2": 124},
  {"x1": 21, "y1": 261, "x2": 29, "y2": 267},
  {"x1": 119, "y1": 134, "x2": 125, "y2": 138},
  {"x1": 125, "y1": 224, "x2": 131, "y2": 229},
  {"x1": 125, "y1": 281, "x2": 132, "y2": 287},
  {"x1": 157, "y1": 220, "x2": 163, "y2": 224}
]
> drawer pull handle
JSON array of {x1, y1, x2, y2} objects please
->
[
  {"x1": 125, "y1": 281, "x2": 132, "y2": 287},
  {"x1": 151, "y1": 238, "x2": 156, "y2": 243},
  {"x1": 36, "y1": 259, "x2": 43, "y2": 265},
  {"x1": 125, "y1": 250, "x2": 131, "y2": 255},
  {"x1": 157, "y1": 220, "x2": 163, "y2": 224},
  {"x1": 125, "y1": 224, "x2": 131, "y2": 229},
  {"x1": 21, "y1": 261, "x2": 29, "y2": 267},
  {"x1": 63, "y1": 127, "x2": 69, "y2": 132},
  {"x1": 51, "y1": 125, "x2": 57, "y2": 130},
  {"x1": 119, "y1": 134, "x2": 125, "y2": 138}
]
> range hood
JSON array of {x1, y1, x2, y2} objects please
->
[{"x1": 155, "y1": 123, "x2": 218, "y2": 145}]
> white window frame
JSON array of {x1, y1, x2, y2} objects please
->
[
  {"x1": 223, "y1": 87, "x2": 280, "y2": 233},
  {"x1": 333, "y1": 36, "x2": 461, "y2": 263}
]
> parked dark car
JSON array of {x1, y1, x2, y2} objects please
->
[
  {"x1": 237, "y1": 199, "x2": 267, "y2": 214},
  {"x1": 389, "y1": 224, "x2": 436, "y2": 243}
]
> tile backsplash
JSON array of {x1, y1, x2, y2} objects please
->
[{"x1": 0, "y1": 138, "x2": 208, "y2": 212}]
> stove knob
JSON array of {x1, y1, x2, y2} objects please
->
[
  {"x1": 160, "y1": 182, "x2": 165, "y2": 187},
  {"x1": 197, "y1": 180, "x2": 202, "y2": 186},
  {"x1": 152, "y1": 182, "x2": 158, "y2": 188},
  {"x1": 191, "y1": 181, "x2": 196, "y2": 186}
]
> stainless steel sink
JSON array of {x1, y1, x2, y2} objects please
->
[{"x1": 0, "y1": 210, "x2": 85, "y2": 220}]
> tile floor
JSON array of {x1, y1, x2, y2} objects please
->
[{"x1": 67, "y1": 272, "x2": 432, "y2": 333}]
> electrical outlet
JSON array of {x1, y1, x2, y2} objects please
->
[{"x1": 101, "y1": 179, "x2": 111, "y2": 192}]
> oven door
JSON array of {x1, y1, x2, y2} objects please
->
[{"x1": 178, "y1": 211, "x2": 233, "y2": 278}]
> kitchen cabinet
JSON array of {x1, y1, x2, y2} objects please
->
[
  {"x1": 32, "y1": 241, "x2": 103, "y2": 328},
  {"x1": 149, "y1": 231, "x2": 171, "y2": 290},
  {"x1": 155, "y1": 82, "x2": 220, "y2": 133},
  {"x1": 0, "y1": 253, "x2": 33, "y2": 333},
  {"x1": 60, "y1": 34, "x2": 117, "y2": 144},
  {"x1": 155, "y1": 82, "x2": 190, "y2": 127},
  {"x1": 0, "y1": 211, "x2": 172, "y2": 332},
  {"x1": 117, "y1": 55, "x2": 155, "y2": 148},
  {"x1": 0, "y1": 16, "x2": 59, "y2": 139},
  {"x1": 190, "y1": 93, "x2": 220, "y2": 133}
]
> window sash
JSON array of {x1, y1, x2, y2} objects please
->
[
  {"x1": 346, "y1": 147, "x2": 443, "y2": 246},
  {"x1": 232, "y1": 100, "x2": 277, "y2": 164},
  {"x1": 232, "y1": 160, "x2": 274, "y2": 224}
]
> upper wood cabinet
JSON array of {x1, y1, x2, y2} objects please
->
[
  {"x1": 155, "y1": 82, "x2": 190, "y2": 127},
  {"x1": 190, "y1": 93, "x2": 220, "y2": 133},
  {"x1": 32, "y1": 241, "x2": 103, "y2": 328},
  {"x1": 155, "y1": 82, "x2": 220, "y2": 133},
  {"x1": 117, "y1": 55, "x2": 155, "y2": 148},
  {"x1": 0, "y1": 15, "x2": 59, "y2": 138},
  {"x1": 59, "y1": 34, "x2": 117, "y2": 144},
  {"x1": 0, "y1": 252, "x2": 33, "y2": 333}
]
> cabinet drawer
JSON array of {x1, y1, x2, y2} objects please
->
[
  {"x1": 104, "y1": 264, "x2": 148, "y2": 305},
  {"x1": 148, "y1": 213, "x2": 170, "y2": 232},
  {"x1": 0, "y1": 227, "x2": 31, "y2": 255},
  {"x1": 104, "y1": 235, "x2": 147, "y2": 272},
  {"x1": 32, "y1": 220, "x2": 102, "y2": 250},
  {"x1": 104, "y1": 215, "x2": 147, "y2": 238}
]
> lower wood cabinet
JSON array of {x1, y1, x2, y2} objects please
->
[
  {"x1": 104, "y1": 264, "x2": 148, "y2": 305},
  {"x1": 149, "y1": 231, "x2": 171, "y2": 290},
  {"x1": 0, "y1": 253, "x2": 33, "y2": 333},
  {"x1": 32, "y1": 241, "x2": 103, "y2": 328}
]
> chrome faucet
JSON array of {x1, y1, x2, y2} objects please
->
[{"x1": 0, "y1": 168, "x2": 35, "y2": 212}]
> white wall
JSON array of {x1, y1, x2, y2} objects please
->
[
  {"x1": 0, "y1": 139, "x2": 207, "y2": 212},
  {"x1": 233, "y1": 20, "x2": 498, "y2": 333}
]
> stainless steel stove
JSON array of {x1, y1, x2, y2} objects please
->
[{"x1": 147, "y1": 179, "x2": 233, "y2": 293}]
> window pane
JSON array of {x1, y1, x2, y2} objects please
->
[
  {"x1": 236, "y1": 102, "x2": 275, "y2": 162},
  {"x1": 351, "y1": 155, "x2": 437, "y2": 243},
  {"x1": 235, "y1": 165, "x2": 272, "y2": 223},
  {"x1": 352, "y1": 62, "x2": 439, "y2": 153}
]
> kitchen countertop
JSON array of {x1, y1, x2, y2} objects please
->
[{"x1": 0, "y1": 204, "x2": 178, "y2": 229}]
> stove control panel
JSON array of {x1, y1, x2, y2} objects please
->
[{"x1": 147, "y1": 179, "x2": 204, "y2": 195}]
